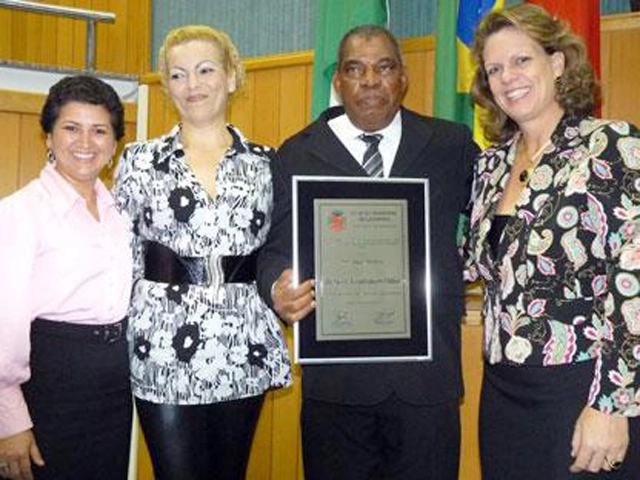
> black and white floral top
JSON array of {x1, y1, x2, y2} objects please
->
[
  {"x1": 114, "y1": 124, "x2": 291, "y2": 404},
  {"x1": 464, "y1": 115, "x2": 640, "y2": 416}
]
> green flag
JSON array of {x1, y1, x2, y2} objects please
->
[
  {"x1": 434, "y1": 0, "x2": 503, "y2": 142},
  {"x1": 433, "y1": 0, "x2": 461, "y2": 123},
  {"x1": 311, "y1": 0, "x2": 388, "y2": 121}
]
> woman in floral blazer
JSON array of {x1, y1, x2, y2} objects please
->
[
  {"x1": 464, "y1": 5, "x2": 639, "y2": 479},
  {"x1": 113, "y1": 26, "x2": 290, "y2": 479}
]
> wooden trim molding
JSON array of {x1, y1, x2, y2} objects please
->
[
  {"x1": 602, "y1": 12, "x2": 640, "y2": 32},
  {"x1": 0, "y1": 89, "x2": 137, "y2": 122},
  {"x1": 246, "y1": 50, "x2": 313, "y2": 70},
  {"x1": 0, "y1": 90, "x2": 44, "y2": 115},
  {"x1": 140, "y1": 36, "x2": 437, "y2": 87}
]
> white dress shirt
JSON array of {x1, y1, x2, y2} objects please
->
[{"x1": 328, "y1": 110, "x2": 402, "y2": 178}]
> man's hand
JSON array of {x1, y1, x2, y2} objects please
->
[
  {"x1": 271, "y1": 269, "x2": 315, "y2": 324},
  {"x1": 0, "y1": 429, "x2": 44, "y2": 480},
  {"x1": 570, "y1": 406, "x2": 628, "y2": 474}
]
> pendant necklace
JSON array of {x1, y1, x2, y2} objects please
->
[{"x1": 518, "y1": 139, "x2": 552, "y2": 184}]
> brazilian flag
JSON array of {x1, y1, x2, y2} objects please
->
[{"x1": 434, "y1": 0, "x2": 503, "y2": 148}]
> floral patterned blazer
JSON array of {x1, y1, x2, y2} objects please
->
[
  {"x1": 464, "y1": 115, "x2": 640, "y2": 416},
  {"x1": 113, "y1": 124, "x2": 291, "y2": 404}
]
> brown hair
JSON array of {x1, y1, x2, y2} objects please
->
[
  {"x1": 471, "y1": 4, "x2": 599, "y2": 143},
  {"x1": 158, "y1": 25, "x2": 245, "y2": 95}
]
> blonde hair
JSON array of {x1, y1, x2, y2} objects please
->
[{"x1": 158, "y1": 25, "x2": 246, "y2": 95}]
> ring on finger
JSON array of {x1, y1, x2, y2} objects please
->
[{"x1": 605, "y1": 457, "x2": 623, "y2": 470}]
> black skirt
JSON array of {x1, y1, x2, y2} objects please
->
[
  {"x1": 21, "y1": 318, "x2": 132, "y2": 480},
  {"x1": 480, "y1": 360, "x2": 640, "y2": 480}
]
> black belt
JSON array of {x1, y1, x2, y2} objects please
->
[
  {"x1": 32, "y1": 317, "x2": 127, "y2": 345},
  {"x1": 143, "y1": 241, "x2": 257, "y2": 286}
]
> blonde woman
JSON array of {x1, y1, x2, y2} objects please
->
[{"x1": 114, "y1": 26, "x2": 291, "y2": 480}]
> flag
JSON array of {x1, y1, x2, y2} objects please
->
[
  {"x1": 527, "y1": 0, "x2": 600, "y2": 78},
  {"x1": 434, "y1": 0, "x2": 503, "y2": 147},
  {"x1": 433, "y1": 0, "x2": 461, "y2": 124},
  {"x1": 311, "y1": 0, "x2": 388, "y2": 121}
]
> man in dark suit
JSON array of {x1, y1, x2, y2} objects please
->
[{"x1": 257, "y1": 24, "x2": 478, "y2": 480}]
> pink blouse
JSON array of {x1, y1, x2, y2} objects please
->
[{"x1": 0, "y1": 163, "x2": 132, "y2": 438}]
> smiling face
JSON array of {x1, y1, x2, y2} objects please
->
[
  {"x1": 166, "y1": 39, "x2": 236, "y2": 127},
  {"x1": 483, "y1": 26, "x2": 565, "y2": 130},
  {"x1": 332, "y1": 34, "x2": 407, "y2": 132},
  {"x1": 47, "y1": 101, "x2": 117, "y2": 190}
]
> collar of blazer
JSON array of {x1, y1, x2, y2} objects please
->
[
  {"x1": 472, "y1": 113, "x2": 589, "y2": 263},
  {"x1": 299, "y1": 106, "x2": 435, "y2": 177}
]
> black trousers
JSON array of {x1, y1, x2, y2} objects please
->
[
  {"x1": 21, "y1": 318, "x2": 132, "y2": 480},
  {"x1": 301, "y1": 394, "x2": 460, "y2": 480},
  {"x1": 481, "y1": 361, "x2": 640, "y2": 480},
  {"x1": 136, "y1": 394, "x2": 264, "y2": 480}
]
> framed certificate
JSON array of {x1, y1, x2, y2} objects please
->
[{"x1": 292, "y1": 176, "x2": 432, "y2": 364}]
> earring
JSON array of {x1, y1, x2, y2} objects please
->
[
  {"x1": 108, "y1": 157, "x2": 114, "y2": 169},
  {"x1": 554, "y1": 75, "x2": 566, "y2": 94},
  {"x1": 47, "y1": 148, "x2": 56, "y2": 164}
]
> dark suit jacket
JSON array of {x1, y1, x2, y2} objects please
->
[{"x1": 258, "y1": 106, "x2": 478, "y2": 406}]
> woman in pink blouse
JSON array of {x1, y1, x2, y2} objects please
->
[{"x1": 0, "y1": 75, "x2": 132, "y2": 480}]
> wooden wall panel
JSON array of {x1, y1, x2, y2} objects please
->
[
  {"x1": 127, "y1": 0, "x2": 152, "y2": 82},
  {"x1": 247, "y1": 392, "x2": 275, "y2": 478},
  {"x1": 269, "y1": 346, "x2": 305, "y2": 480},
  {"x1": 55, "y1": 0, "x2": 76, "y2": 67},
  {"x1": 41, "y1": 11, "x2": 59, "y2": 65},
  {"x1": 144, "y1": 84, "x2": 176, "y2": 140},
  {"x1": 94, "y1": 0, "x2": 113, "y2": 73},
  {"x1": 0, "y1": 113, "x2": 21, "y2": 195},
  {"x1": 0, "y1": 90, "x2": 137, "y2": 198},
  {"x1": 305, "y1": 64, "x2": 315, "y2": 124},
  {"x1": 401, "y1": 36, "x2": 435, "y2": 116},
  {"x1": 459, "y1": 324, "x2": 484, "y2": 480},
  {"x1": 0, "y1": 9, "x2": 11, "y2": 60},
  {"x1": 70, "y1": 0, "x2": 87, "y2": 67},
  {"x1": 0, "y1": 0, "x2": 151, "y2": 75},
  {"x1": 252, "y1": 69, "x2": 281, "y2": 147},
  {"x1": 229, "y1": 74, "x2": 256, "y2": 140},
  {"x1": 601, "y1": 14, "x2": 640, "y2": 126},
  {"x1": 17, "y1": 115, "x2": 47, "y2": 189},
  {"x1": 279, "y1": 65, "x2": 309, "y2": 142}
]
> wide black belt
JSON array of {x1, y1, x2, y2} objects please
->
[{"x1": 143, "y1": 241, "x2": 257, "y2": 286}]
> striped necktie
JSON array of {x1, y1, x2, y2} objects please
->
[{"x1": 359, "y1": 133, "x2": 383, "y2": 178}]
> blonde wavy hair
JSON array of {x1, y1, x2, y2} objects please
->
[{"x1": 158, "y1": 24, "x2": 246, "y2": 96}]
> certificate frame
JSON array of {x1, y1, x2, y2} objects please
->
[{"x1": 292, "y1": 176, "x2": 432, "y2": 364}]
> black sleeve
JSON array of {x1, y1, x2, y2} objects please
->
[
  {"x1": 256, "y1": 142, "x2": 294, "y2": 309},
  {"x1": 457, "y1": 125, "x2": 480, "y2": 242}
]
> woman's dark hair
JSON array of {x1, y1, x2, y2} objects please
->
[
  {"x1": 471, "y1": 4, "x2": 599, "y2": 143},
  {"x1": 40, "y1": 75, "x2": 125, "y2": 140}
]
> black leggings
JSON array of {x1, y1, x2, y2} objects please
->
[{"x1": 136, "y1": 395, "x2": 264, "y2": 480}]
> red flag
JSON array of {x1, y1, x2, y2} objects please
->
[{"x1": 527, "y1": 0, "x2": 600, "y2": 78}]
